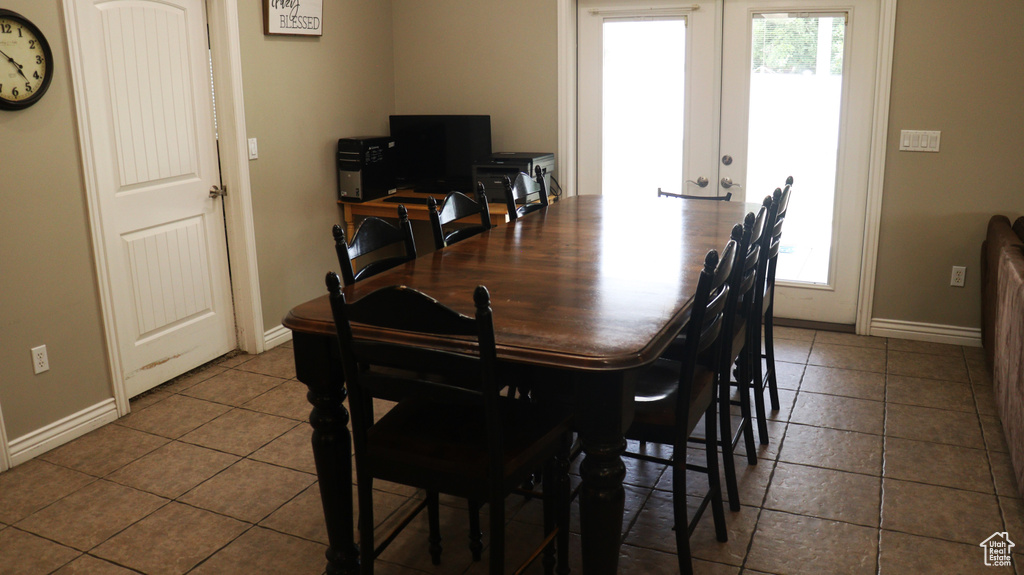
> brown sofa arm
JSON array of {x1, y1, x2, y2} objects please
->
[{"x1": 982, "y1": 216, "x2": 1024, "y2": 368}]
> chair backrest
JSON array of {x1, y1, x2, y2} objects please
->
[
  {"x1": 427, "y1": 188, "x2": 493, "y2": 250},
  {"x1": 694, "y1": 242, "x2": 737, "y2": 357},
  {"x1": 764, "y1": 179, "x2": 793, "y2": 299},
  {"x1": 716, "y1": 222, "x2": 746, "y2": 360},
  {"x1": 736, "y1": 205, "x2": 768, "y2": 320},
  {"x1": 333, "y1": 205, "x2": 417, "y2": 286},
  {"x1": 503, "y1": 166, "x2": 550, "y2": 222},
  {"x1": 325, "y1": 274, "x2": 500, "y2": 458},
  {"x1": 676, "y1": 241, "x2": 736, "y2": 416}
]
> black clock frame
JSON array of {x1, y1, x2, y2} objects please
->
[{"x1": 0, "y1": 9, "x2": 54, "y2": 110}]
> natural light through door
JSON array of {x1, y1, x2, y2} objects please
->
[
  {"x1": 601, "y1": 18, "x2": 686, "y2": 201},
  {"x1": 745, "y1": 13, "x2": 846, "y2": 285},
  {"x1": 579, "y1": 0, "x2": 880, "y2": 324}
]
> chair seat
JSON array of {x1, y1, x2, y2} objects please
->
[
  {"x1": 365, "y1": 397, "x2": 572, "y2": 497},
  {"x1": 626, "y1": 358, "x2": 715, "y2": 445}
]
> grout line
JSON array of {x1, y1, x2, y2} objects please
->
[{"x1": 878, "y1": 347, "x2": 889, "y2": 575}]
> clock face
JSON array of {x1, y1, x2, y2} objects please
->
[{"x1": 0, "y1": 10, "x2": 53, "y2": 110}]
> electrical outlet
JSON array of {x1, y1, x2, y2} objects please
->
[
  {"x1": 31, "y1": 345, "x2": 49, "y2": 374},
  {"x1": 951, "y1": 266, "x2": 966, "y2": 287}
]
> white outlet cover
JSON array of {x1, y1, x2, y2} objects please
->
[{"x1": 31, "y1": 345, "x2": 49, "y2": 374}]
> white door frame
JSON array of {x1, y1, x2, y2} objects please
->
[
  {"x1": 0, "y1": 401, "x2": 11, "y2": 472},
  {"x1": 62, "y1": 0, "x2": 264, "y2": 417},
  {"x1": 557, "y1": 0, "x2": 898, "y2": 334}
]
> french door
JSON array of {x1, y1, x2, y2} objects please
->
[{"x1": 578, "y1": 0, "x2": 880, "y2": 325}]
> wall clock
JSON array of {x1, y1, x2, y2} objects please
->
[{"x1": 0, "y1": 9, "x2": 53, "y2": 110}]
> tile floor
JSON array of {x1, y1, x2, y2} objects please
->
[{"x1": 0, "y1": 328, "x2": 1022, "y2": 574}]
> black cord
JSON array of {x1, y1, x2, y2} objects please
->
[{"x1": 549, "y1": 175, "x2": 563, "y2": 201}]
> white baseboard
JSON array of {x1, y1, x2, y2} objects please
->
[
  {"x1": 8, "y1": 398, "x2": 119, "y2": 468},
  {"x1": 869, "y1": 318, "x2": 982, "y2": 348},
  {"x1": 264, "y1": 324, "x2": 293, "y2": 350}
]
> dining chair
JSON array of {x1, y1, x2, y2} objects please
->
[
  {"x1": 742, "y1": 193, "x2": 778, "y2": 446},
  {"x1": 332, "y1": 204, "x2": 416, "y2": 286},
  {"x1": 504, "y1": 165, "x2": 550, "y2": 222},
  {"x1": 325, "y1": 275, "x2": 572, "y2": 575},
  {"x1": 635, "y1": 210, "x2": 760, "y2": 513},
  {"x1": 726, "y1": 206, "x2": 768, "y2": 462},
  {"x1": 427, "y1": 187, "x2": 493, "y2": 250},
  {"x1": 660, "y1": 209, "x2": 764, "y2": 511},
  {"x1": 759, "y1": 177, "x2": 793, "y2": 413},
  {"x1": 624, "y1": 240, "x2": 737, "y2": 575}
]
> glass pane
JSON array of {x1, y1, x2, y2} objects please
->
[
  {"x1": 746, "y1": 13, "x2": 845, "y2": 285},
  {"x1": 602, "y1": 19, "x2": 685, "y2": 200}
]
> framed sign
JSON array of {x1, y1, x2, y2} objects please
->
[{"x1": 263, "y1": 0, "x2": 323, "y2": 36}]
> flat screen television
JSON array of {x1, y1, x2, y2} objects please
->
[{"x1": 389, "y1": 115, "x2": 492, "y2": 194}]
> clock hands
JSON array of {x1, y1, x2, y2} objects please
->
[{"x1": 0, "y1": 48, "x2": 30, "y2": 81}]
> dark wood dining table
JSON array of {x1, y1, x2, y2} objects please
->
[{"x1": 283, "y1": 194, "x2": 751, "y2": 575}]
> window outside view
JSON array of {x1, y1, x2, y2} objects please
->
[{"x1": 747, "y1": 13, "x2": 845, "y2": 285}]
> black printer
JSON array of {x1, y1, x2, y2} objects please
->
[{"x1": 471, "y1": 152, "x2": 555, "y2": 204}]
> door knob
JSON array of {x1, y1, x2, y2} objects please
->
[
  {"x1": 685, "y1": 176, "x2": 709, "y2": 188},
  {"x1": 720, "y1": 177, "x2": 742, "y2": 189},
  {"x1": 209, "y1": 185, "x2": 227, "y2": 199}
]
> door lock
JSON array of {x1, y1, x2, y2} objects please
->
[{"x1": 721, "y1": 155, "x2": 733, "y2": 166}]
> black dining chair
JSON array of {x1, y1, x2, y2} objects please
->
[
  {"x1": 655, "y1": 209, "x2": 765, "y2": 511},
  {"x1": 427, "y1": 187, "x2": 493, "y2": 250},
  {"x1": 504, "y1": 166, "x2": 550, "y2": 222},
  {"x1": 325, "y1": 276, "x2": 572, "y2": 575},
  {"x1": 758, "y1": 177, "x2": 793, "y2": 414},
  {"x1": 726, "y1": 207, "x2": 768, "y2": 464},
  {"x1": 332, "y1": 205, "x2": 416, "y2": 286},
  {"x1": 739, "y1": 193, "x2": 778, "y2": 446},
  {"x1": 624, "y1": 240, "x2": 737, "y2": 575}
]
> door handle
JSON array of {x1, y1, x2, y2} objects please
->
[
  {"x1": 209, "y1": 185, "x2": 227, "y2": 199},
  {"x1": 686, "y1": 176, "x2": 709, "y2": 188},
  {"x1": 720, "y1": 177, "x2": 742, "y2": 190}
]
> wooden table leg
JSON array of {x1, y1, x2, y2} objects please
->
[
  {"x1": 575, "y1": 372, "x2": 630, "y2": 575},
  {"x1": 342, "y1": 204, "x2": 356, "y2": 240},
  {"x1": 292, "y1": 332, "x2": 360, "y2": 575}
]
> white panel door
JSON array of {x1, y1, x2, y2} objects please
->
[{"x1": 70, "y1": 0, "x2": 235, "y2": 397}]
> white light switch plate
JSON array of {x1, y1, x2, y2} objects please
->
[
  {"x1": 899, "y1": 130, "x2": 941, "y2": 152},
  {"x1": 248, "y1": 138, "x2": 259, "y2": 160}
]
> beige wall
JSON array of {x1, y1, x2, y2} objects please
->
[
  {"x1": 0, "y1": 0, "x2": 111, "y2": 438},
  {"x1": 392, "y1": 0, "x2": 558, "y2": 155},
  {"x1": 0, "y1": 0, "x2": 395, "y2": 443},
  {"x1": 3, "y1": 0, "x2": 1022, "y2": 458},
  {"x1": 873, "y1": 0, "x2": 1024, "y2": 328},
  {"x1": 240, "y1": 0, "x2": 395, "y2": 330}
]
